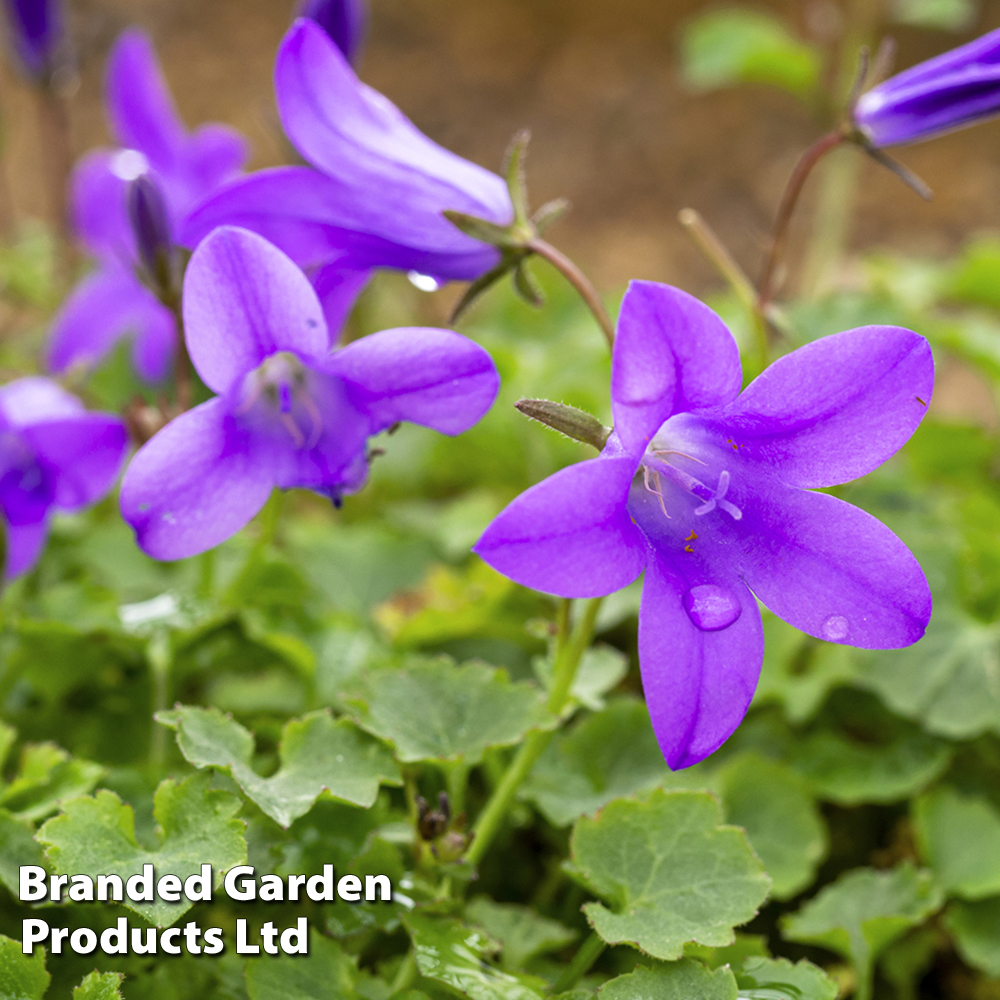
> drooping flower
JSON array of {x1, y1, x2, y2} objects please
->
[
  {"x1": 120, "y1": 226, "x2": 500, "y2": 561},
  {"x1": 182, "y1": 18, "x2": 512, "y2": 284},
  {"x1": 298, "y1": 0, "x2": 366, "y2": 65},
  {"x1": 45, "y1": 29, "x2": 248, "y2": 382},
  {"x1": 0, "y1": 378, "x2": 127, "y2": 579},
  {"x1": 855, "y1": 26, "x2": 1000, "y2": 146},
  {"x1": 475, "y1": 282, "x2": 933, "y2": 769},
  {"x1": 2, "y1": 0, "x2": 65, "y2": 82}
]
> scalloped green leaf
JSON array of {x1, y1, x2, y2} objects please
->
[
  {"x1": 73, "y1": 971, "x2": 123, "y2": 1000},
  {"x1": 782, "y1": 865, "x2": 943, "y2": 990},
  {"x1": 735, "y1": 956, "x2": 838, "y2": 1000},
  {"x1": 157, "y1": 705, "x2": 400, "y2": 827},
  {"x1": 598, "y1": 960, "x2": 737, "y2": 999},
  {"x1": 0, "y1": 809, "x2": 44, "y2": 896},
  {"x1": 37, "y1": 772, "x2": 246, "y2": 927},
  {"x1": 466, "y1": 898, "x2": 577, "y2": 972},
  {"x1": 945, "y1": 898, "x2": 1000, "y2": 977},
  {"x1": 0, "y1": 934, "x2": 48, "y2": 1000},
  {"x1": 566, "y1": 789, "x2": 771, "y2": 960},
  {"x1": 402, "y1": 911, "x2": 546, "y2": 1000},
  {"x1": 245, "y1": 930, "x2": 358, "y2": 1000},
  {"x1": 914, "y1": 787, "x2": 1000, "y2": 899},
  {"x1": 0, "y1": 743, "x2": 103, "y2": 822},
  {"x1": 344, "y1": 660, "x2": 553, "y2": 764}
]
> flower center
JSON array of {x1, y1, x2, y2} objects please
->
[
  {"x1": 236, "y1": 352, "x2": 324, "y2": 450},
  {"x1": 639, "y1": 450, "x2": 742, "y2": 522}
]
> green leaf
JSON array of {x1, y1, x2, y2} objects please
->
[
  {"x1": 679, "y1": 8, "x2": 821, "y2": 99},
  {"x1": 37, "y1": 771, "x2": 246, "y2": 926},
  {"x1": 157, "y1": 706, "x2": 401, "y2": 827},
  {"x1": 598, "y1": 961, "x2": 737, "y2": 1000},
  {"x1": 913, "y1": 786, "x2": 1000, "y2": 899},
  {"x1": 0, "y1": 724, "x2": 15, "y2": 771},
  {"x1": 782, "y1": 865, "x2": 943, "y2": 988},
  {"x1": 735, "y1": 957, "x2": 838, "y2": 1000},
  {"x1": 402, "y1": 911, "x2": 545, "y2": 1000},
  {"x1": 717, "y1": 754, "x2": 827, "y2": 900},
  {"x1": 790, "y1": 726, "x2": 951, "y2": 805},
  {"x1": 0, "y1": 809, "x2": 45, "y2": 896},
  {"x1": 521, "y1": 700, "x2": 684, "y2": 827},
  {"x1": 245, "y1": 930, "x2": 358, "y2": 1000},
  {"x1": 0, "y1": 934, "x2": 48, "y2": 1000},
  {"x1": 892, "y1": 0, "x2": 977, "y2": 30},
  {"x1": 945, "y1": 897, "x2": 1000, "y2": 977},
  {"x1": 534, "y1": 644, "x2": 627, "y2": 712},
  {"x1": 0, "y1": 743, "x2": 103, "y2": 822},
  {"x1": 344, "y1": 660, "x2": 553, "y2": 765},
  {"x1": 466, "y1": 898, "x2": 577, "y2": 972},
  {"x1": 857, "y1": 610, "x2": 1000, "y2": 740},
  {"x1": 946, "y1": 237, "x2": 1000, "y2": 309},
  {"x1": 566, "y1": 789, "x2": 771, "y2": 960},
  {"x1": 73, "y1": 971, "x2": 124, "y2": 1000}
]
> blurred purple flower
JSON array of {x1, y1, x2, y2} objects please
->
[
  {"x1": 46, "y1": 29, "x2": 248, "y2": 382},
  {"x1": 120, "y1": 226, "x2": 500, "y2": 561},
  {"x1": 475, "y1": 282, "x2": 933, "y2": 769},
  {"x1": 182, "y1": 18, "x2": 512, "y2": 284},
  {"x1": 855, "y1": 27, "x2": 1000, "y2": 146},
  {"x1": 299, "y1": 0, "x2": 366, "y2": 65},
  {"x1": 2, "y1": 0, "x2": 64, "y2": 82},
  {"x1": 0, "y1": 378, "x2": 127, "y2": 579}
]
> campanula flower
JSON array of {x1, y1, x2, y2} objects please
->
[
  {"x1": 299, "y1": 0, "x2": 366, "y2": 64},
  {"x1": 182, "y1": 18, "x2": 512, "y2": 284},
  {"x1": 475, "y1": 282, "x2": 933, "y2": 768},
  {"x1": 855, "y1": 26, "x2": 1000, "y2": 146},
  {"x1": 120, "y1": 226, "x2": 500, "y2": 561},
  {"x1": 0, "y1": 378, "x2": 127, "y2": 579},
  {"x1": 2, "y1": 0, "x2": 64, "y2": 82},
  {"x1": 46, "y1": 29, "x2": 248, "y2": 382}
]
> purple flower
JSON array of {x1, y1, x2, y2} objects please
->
[
  {"x1": 2, "y1": 0, "x2": 64, "y2": 82},
  {"x1": 855, "y1": 27, "x2": 1000, "y2": 146},
  {"x1": 475, "y1": 282, "x2": 933, "y2": 768},
  {"x1": 182, "y1": 18, "x2": 512, "y2": 284},
  {"x1": 120, "y1": 226, "x2": 499, "y2": 561},
  {"x1": 298, "y1": 0, "x2": 366, "y2": 65},
  {"x1": 46, "y1": 29, "x2": 248, "y2": 382},
  {"x1": 0, "y1": 378, "x2": 127, "y2": 579}
]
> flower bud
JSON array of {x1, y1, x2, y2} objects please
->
[
  {"x1": 2, "y1": 0, "x2": 67, "y2": 83},
  {"x1": 297, "y1": 0, "x2": 366, "y2": 65},
  {"x1": 127, "y1": 173, "x2": 174, "y2": 292}
]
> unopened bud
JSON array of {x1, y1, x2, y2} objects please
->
[
  {"x1": 127, "y1": 174, "x2": 175, "y2": 293},
  {"x1": 416, "y1": 791, "x2": 450, "y2": 841},
  {"x1": 515, "y1": 399, "x2": 610, "y2": 451}
]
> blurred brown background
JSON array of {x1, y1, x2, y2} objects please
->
[{"x1": 4, "y1": 0, "x2": 1000, "y2": 294}]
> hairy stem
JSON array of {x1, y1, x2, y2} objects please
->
[
  {"x1": 465, "y1": 597, "x2": 602, "y2": 869},
  {"x1": 553, "y1": 931, "x2": 606, "y2": 993},
  {"x1": 527, "y1": 238, "x2": 615, "y2": 349}
]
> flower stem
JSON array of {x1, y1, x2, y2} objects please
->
[
  {"x1": 197, "y1": 548, "x2": 215, "y2": 601},
  {"x1": 444, "y1": 760, "x2": 470, "y2": 818},
  {"x1": 147, "y1": 630, "x2": 172, "y2": 770},
  {"x1": 390, "y1": 949, "x2": 418, "y2": 993},
  {"x1": 553, "y1": 931, "x2": 606, "y2": 993},
  {"x1": 757, "y1": 129, "x2": 845, "y2": 311},
  {"x1": 527, "y1": 238, "x2": 615, "y2": 349},
  {"x1": 465, "y1": 597, "x2": 601, "y2": 869},
  {"x1": 34, "y1": 85, "x2": 74, "y2": 278}
]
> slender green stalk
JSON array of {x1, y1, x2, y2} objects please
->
[
  {"x1": 465, "y1": 598, "x2": 602, "y2": 869},
  {"x1": 444, "y1": 760, "x2": 470, "y2": 819},
  {"x1": 553, "y1": 931, "x2": 606, "y2": 994},
  {"x1": 258, "y1": 489, "x2": 286, "y2": 547},
  {"x1": 147, "y1": 630, "x2": 172, "y2": 769},
  {"x1": 390, "y1": 949, "x2": 418, "y2": 993},
  {"x1": 197, "y1": 548, "x2": 215, "y2": 601}
]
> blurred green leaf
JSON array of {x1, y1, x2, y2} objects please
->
[
  {"x1": 680, "y1": 8, "x2": 821, "y2": 99},
  {"x1": 945, "y1": 237, "x2": 1000, "y2": 309},
  {"x1": 566, "y1": 789, "x2": 771, "y2": 960},
  {"x1": 534, "y1": 643, "x2": 628, "y2": 712},
  {"x1": 0, "y1": 742, "x2": 103, "y2": 822},
  {"x1": 73, "y1": 972, "x2": 124, "y2": 1000},
  {"x1": 914, "y1": 786, "x2": 1000, "y2": 898},
  {"x1": 735, "y1": 956, "x2": 838, "y2": 1000},
  {"x1": 945, "y1": 897, "x2": 1000, "y2": 976},
  {"x1": 782, "y1": 865, "x2": 943, "y2": 990},
  {"x1": 344, "y1": 660, "x2": 553, "y2": 765},
  {"x1": 245, "y1": 930, "x2": 358, "y2": 1000},
  {"x1": 37, "y1": 772, "x2": 246, "y2": 927},
  {"x1": 891, "y1": 0, "x2": 977, "y2": 30},
  {"x1": 466, "y1": 898, "x2": 577, "y2": 972},
  {"x1": 0, "y1": 808, "x2": 44, "y2": 895},
  {"x1": 599, "y1": 961, "x2": 738, "y2": 999},
  {"x1": 158, "y1": 706, "x2": 401, "y2": 827},
  {"x1": 0, "y1": 933, "x2": 49, "y2": 1000}
]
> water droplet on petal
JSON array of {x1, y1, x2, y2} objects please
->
[
  {"x1": 822, "y1": 614, "x2": 849, "y2": 642},
  {"x1": 683, "y1": 584, "x2": 742, "y2": 631}
]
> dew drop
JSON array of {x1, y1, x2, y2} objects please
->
[
  {"x1": 683, "y1": 584, "x2": 742, "y2": 631},
  {"x1": 821, "y1": 614, "x2": 849, "y2": 642}
]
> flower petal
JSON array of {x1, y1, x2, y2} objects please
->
[
  {"x1": 70, "y1": 150, "x2": 133, "y2": 261},
  {"x1": 733, "y1": 485, "x2": 932, "y2": 649},
  {"x1": 638, "y1": 553, "x2": 763, "y2": 769},
  {"x1": 715, "y1": 325, "x2": 933, "y2": 488},
  {"x1": 183, "y1": 226, "x2": 329, "y2": 394},
  {"x1": 120, "y1": 397, "x2": 274, "y2": 560},
  {"x1": 474, "y1": 454, "x2": 647, "y2": 598},
  {"x1": 611, "y1": 281, "x2": 742, "y2": 456},
  {"x1": 22, "y1": 415, "x2": 128, "y2": 511},
  {"x1": 0, "y1": 376, "x2": 82, "y2": 425},
  {"x1": 185, "y1": 123, "x2": 248, "y2": 194},
  {"x1": 311, "y1": 259, "x2": 370, "y2": 339},
  {"x1": 5, "y1": 520, "x2": 48, "y2": 580},
  {"x1": 327, "y1": 327, "x2": 499, "y2": 435}
]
